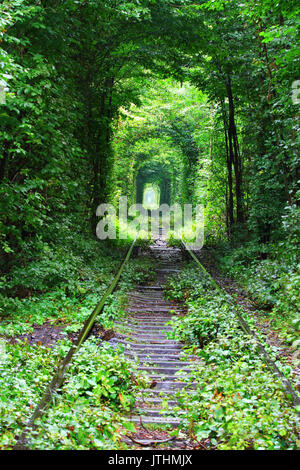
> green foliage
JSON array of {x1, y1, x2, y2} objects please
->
[
  {"x1": 165, "y1": 265, "x2": 299, "y2": 450},
  {"x1": 1, "y1": 0, "x2": 299, "y2": 271},
  {"x1": 0, "y1": 339, "x2": 143, "y2": 449},
  {"x1": 0, "y1": 1, "x2": 89, "y2": 260},
  {"x1": 0, "y1": 234, "x2": 155, "y2": 337},
  {"x1": 165, "y1": 265, "x2": 213, "y2": 302},
  {"x1": 110, "y1": 79, "x2": 211, "y2": 210},
  {"x1": 216, "y1": 205, "x2": 300, "y2": 344}
]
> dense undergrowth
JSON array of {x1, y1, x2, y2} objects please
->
[
  {"x1": 0, "y1": 233, "x2": 155, "y2": 449},
  {"x1": 0, "y1": 339, "x2": 146, "y2": 449},
  {"x1": 0, "y1": 232, "x2": 155, "y2": 337},
  {"x1": 212, "y1": 206, "x2": 300, "y2": 347},
  {"x1": 165, "y1": 265, "x2": 299, "y2": 450}
]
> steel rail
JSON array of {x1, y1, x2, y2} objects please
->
[
  {"x1": 14, "y1": 238, "x2": 137, "y2": 450},
  {"x1": 181, "y1": 240, "x2": 300, "y2": 409}
]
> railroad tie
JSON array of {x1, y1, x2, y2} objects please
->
[{"x1": 107, "y1": 240, "x2": 198, "y2": 430}]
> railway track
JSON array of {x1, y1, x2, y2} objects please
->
[
  {"x1": 108, "y1": 239, "x2": 195, "y2": 432},
  {"x1": 14, "y1": 228, "x2": 299, "y2": 449},
  {"x1": 107, "y1": 231, "x2": 300, "y2": 447}
]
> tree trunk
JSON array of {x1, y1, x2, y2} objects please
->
[
  {"x1": 90, "y1": 77, "x2": 115, "y2": 233},
  {"x1": 226, "y1": 74, "x2": 244, "y2": 224},
  {"x1": 222, "y1": 101, "x2": 234, "y2": 229}
]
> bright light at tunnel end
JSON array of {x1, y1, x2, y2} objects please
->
[{"x1": 96, "y1": 197, "x2": 204, "y2": 250}]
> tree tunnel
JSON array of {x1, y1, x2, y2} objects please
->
[{"x1": 136, "y1": 162, "x2": 172, "y2": 207}]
